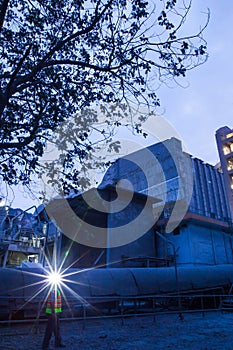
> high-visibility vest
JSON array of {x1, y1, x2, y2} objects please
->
[{"x1": 45, "y1": 288, "x2": 62, "y2": 314}]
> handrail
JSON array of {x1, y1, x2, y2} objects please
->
[{"x1": 12, "y1": 205, "x2": 40, "y2": 240}]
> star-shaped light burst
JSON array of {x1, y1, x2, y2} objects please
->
[
  {"x1": 37, "y1": 249, "x2": 100, "y2": 317},
  {"x1": 48, "y1": 271, "x2": 62, "y2": 286},
  {"x1": 46, "y1": 271, "x2": 62, "y2": 287},
  {"x1": 7, "y1": 242, "x2": 104, "y2": 319}
]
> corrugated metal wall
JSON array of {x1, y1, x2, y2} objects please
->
[
  {"x1": 102, "y1": 137, "x2": 232, "y2": 224},
  {"x1": 190, "y1": 158, "x2": 231, "y2": 223}
]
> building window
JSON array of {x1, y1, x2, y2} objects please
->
[
  {"x1": 223, "y1": 146, "x2": 231, "y2": 155},
  {"x1": 226, "y1": 132, "x2": 233, "y2": 139},
  {"x1": 223, "y1": 143, "x2": 233, "y2": 155},
  {"x1": 227, "y1": 159, "x2": 233, "y2": 171},
  {"x1": 231, "y1": 175, "x2": 233, "y2": 189}
]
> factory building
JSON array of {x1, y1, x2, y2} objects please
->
[
  {"x1": 1, "y1": 132, "x2": 233, "y2": 271},
  {"x1": 46, "y1": 137, "x2": 233, "y2": 269},
  {"x1": 215, "y1": 126, "x2": 233, "y2": 214}
]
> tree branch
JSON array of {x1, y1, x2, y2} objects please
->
[
  {"x1": 0, "y1": 103, "x2": 46, "y2": 150},
  {"x1": 0, "y1": 135, "x2": 36, "y2": 149},
  {"x1": 13, "y1": 57, "x2": 132, "y2": 92},
  {"x1": 0, "y1": 0, "x2": 9, "y2": 32},
  {"x1": 42, "y1": 0, "x2": 114, "y2": 62},
  {"x1": 7, "y1": 0, "x2": 115, "y2": 93},
  {"x1": 40, "y1": 59, "x2": 128, "y2": 71},
  {"x1": 6, "y1": 45, "x2": 32, "y2": 94}
]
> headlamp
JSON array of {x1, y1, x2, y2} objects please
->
[{"x1": 47, "y1": 271, "x2": 62, "y2": 286}]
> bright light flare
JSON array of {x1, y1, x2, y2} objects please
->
[{"x1": 46, "y1": 271, "x2": 62, "y2": 286}]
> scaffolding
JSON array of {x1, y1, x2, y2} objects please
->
[{"x1": 0, "y1": 206, "x2": 45, "y2": 268}]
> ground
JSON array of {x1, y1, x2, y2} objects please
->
[{"x1": 1, "y1": 311, "x2": 233, "y2": 349}]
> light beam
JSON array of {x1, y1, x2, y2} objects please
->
[{"x1": 46, "y1": 271, "x2": 62, "y2": 287}]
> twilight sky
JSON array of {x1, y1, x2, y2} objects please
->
[
  {"x1": 157, "y1": 0, "x2": 233, "y2": 165},
  {"x1": 5, "y1": 0, "x2": 233, "y2": 209}
]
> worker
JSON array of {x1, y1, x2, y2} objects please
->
[{"x1": 42, "y1": 287, "x2": 66, "y2": 349}]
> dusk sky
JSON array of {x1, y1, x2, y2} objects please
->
[
  {"x1": 157, "y1": 0, "x2": 233, "y2": 165},
  {"x1": 4, "y1": 0, "x2": 233, "y2": 209}
]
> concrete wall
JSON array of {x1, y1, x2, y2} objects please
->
[
  {"x1": 106, "y1": 229, "x2": 155, "y2": 267},
  {"x1": 161, "y1": 223, "x2": 233, "y2": 266},
  {"x1": 106, "y1": 192, "x2": 156, "y2": 267}
]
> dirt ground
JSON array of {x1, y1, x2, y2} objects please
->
[{"x1": 1, "y1": 311, "x2": 233, "y2": 350}]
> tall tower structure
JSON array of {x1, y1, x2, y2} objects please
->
[{"x1": 215, "y1": 126, "x2": 233, "y2": 216}]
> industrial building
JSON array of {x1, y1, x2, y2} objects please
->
[
  {"x1": 215, "y1": 126, "x2": 233, "y2": 213},
  {"x1": 1, "y1": 134, "x2": 233, "y2": 319},
  {"x1": 0, "y1": 133, "x2": 233, "y2": 270},
  {"x1": 45, "y1": 137, "x2": 233, "y2": 269}
]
